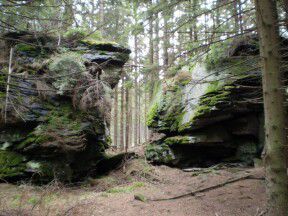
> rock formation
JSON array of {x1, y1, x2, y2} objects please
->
[
  {"x1": 0, "y1": 31, "x2": 130, "y2": 183},
  {"x1": 146, "y1": 36, "x2": 265, "y2": 168}
]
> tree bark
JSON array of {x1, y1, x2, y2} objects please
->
[
  {"x1": 125, "y1": 80, "x2": 130, "y2": 152},
  {"x1": 134, "y1": 35, "x2": 139, "y2": 146},
  {"x1": 120, "y1": 76, "x2": 125, "y2": 151},
  {"x1": 192, "y1": 0, "x2": 198, "y2": 42},
  {"x1": 137, "y1": 88, "x2": 141, "y2": 145},
  {"x1": 113, "y1": 85, "x2": 118, "y2": 148},
  {"x1": 162, "y1": 0, "x2": 170, "y2": 75},
  {"x1": 255, "y1": 0, "x2": 288, "y2": 215},
  {"x1": 4, "y1": 48, "x2": 14, "y2": 124},
  {"x1": 233, "y1": 0, "x2": 240, "y2": 34}
]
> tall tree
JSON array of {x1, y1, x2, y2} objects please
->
[
  {"x1": 162, "y1": 0, "x2": 170, "y2": 74},
  {"x1": 120, "y1": 76, "x2": 125, "y2": 151},
  {"x1": 113, "y1": 84, "x2": 118, "y2": 148},
  {"x1": 255, "y1": 0, "x2": 288, "y2": 215},
  {"x1": 125, "y1": 76, "x2": 130, "y2": 152}
]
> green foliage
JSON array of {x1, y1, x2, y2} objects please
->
[
  {"x1": 145, "y1": 143, "x2": 175, "y2": 164},
  {"x1": 0, "y1": 150, "x2": 26, "y2": 179}
]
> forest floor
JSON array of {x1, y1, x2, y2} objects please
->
[{"x1": 0, "y1": 154, "x2": 267, "y2": 216}]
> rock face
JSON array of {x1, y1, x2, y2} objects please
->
[
  {"x1": 146, "y1": 36, "x2": 265, "y2": 168},
  {"x1": 0, "y1": 31, "x2": 130, "y2": 182}
]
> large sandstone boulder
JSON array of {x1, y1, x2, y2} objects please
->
[
  {"x1": 146, "y1": 36, "x2": 265, "y2": 167},
  {"x1": 0, "y1": 31, "x2": 130, "y2": 183}
]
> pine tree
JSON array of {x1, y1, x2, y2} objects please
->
[{"x1": 255, "y1": 0, "x2": 288, "y2": 215}]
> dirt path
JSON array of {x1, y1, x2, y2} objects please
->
[
  {"x1": 0, "y1": 162, "x2": 267, "y2": 216},
  {"x1": 82, "y1": 166, "x2": 266, "y2": 216}
]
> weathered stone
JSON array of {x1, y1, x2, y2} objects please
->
[
  {"x1": 146, "y1": 37, "x2": 265, "y2": 167},
  {"x1": 0, "y1": 31, "x2": 130, "y2": 182}
]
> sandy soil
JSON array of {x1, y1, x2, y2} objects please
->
[{"x1": 0, "y1": 161, "x2": 267, "y2": 216}]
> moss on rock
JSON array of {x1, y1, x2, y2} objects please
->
[
  {"x1": 164, "y1": 136, "x2": 190, "y2": 146},
  {"x1": 145, "y1": 143, "x2": 175, "y2": 164},
  {"x1": 0, "y1": 150, "x2": 26, "y2": 179}
]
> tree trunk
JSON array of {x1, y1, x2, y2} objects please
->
[
  {"x1": 162, "y1": 0, "x2": 169, "y2": 75},
  {"x1": 237, "y1": 0, "x2": 244, "y2": 34},
  {"x1": 99, "y1": 0, "x2": 105, "y2": 32},
  {"x1": 144, "y1": 90, "x2": 148, "y2": 142},
  {"x1": 255, "y1": 0, "x2": 288, "y2": 215},
  {"x1": 233, "y1": 0, "x2": 240, "y2": 34},
  {"x1": 192, "y1": 0, "x2": 198, "y2": 42},
  {"x1": 125, "y1": 80, "x2": 130, "y2": 152},
  {"x1": 120, "y1": 76, "x2": 125, "y2": 151},
  {"x1": 113, "y1": 85, "x2": 118, "y2": 148},
  {"x1": 134, "y1": 35, "x2": 139, "y2": 146},
  {"x1": 137, "y1": 88, "x2": 141, "y2": 145},
  {"x1": 4, "y1": 48, "x2": 14, "y2": 124}
]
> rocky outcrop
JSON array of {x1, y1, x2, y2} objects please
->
[
  {"x1": 146, "y1": 36, "x2": 265, "y2": 168},
  {"x1": 0, "y1": 31, "x2": 130, "y2": 183}
]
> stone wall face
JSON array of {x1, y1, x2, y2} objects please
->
[
  {"x1": 146, "y1": 37, "x2": 265, "y2": 168},
  {"x1": 0, "y1": 32, "x2": 130, "y2": 182}
]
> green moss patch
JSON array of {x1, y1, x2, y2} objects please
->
[
  {"x1": 0, "y1": 150, "x2": 26, "y2": 179},
  {"x1": 164, "y1": 136, "x2": 190, "y2": 146},
  {"x1": 145, "y1": 143, "x2": 175, "y2": 164}
]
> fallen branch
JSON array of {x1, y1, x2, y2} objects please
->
[{"x1": 149, "y1": 174, "x2": 263, "y2": 202}]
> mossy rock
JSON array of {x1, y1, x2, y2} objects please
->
[
  {"x1": 164, "y1": 136, "x2": 191, "y2": 146},
  {"x1": 0, "y1": 150, "x2": 26, "y2": 179},
  {"x1": 15, "y1": 43, "x2": 49, "y2": 57},
  {"x1": 235, "y1": 140, "x2": 258, "y2": 165},
  {"x1": 145, "y1": 143, "x2": 175, "y2": 164},
  {"x1": 134, "y1": 194, "x2": 147, "y2": 202},
  {"x1": 80, "y1": 39, "x2": 130, "y2": 54}
]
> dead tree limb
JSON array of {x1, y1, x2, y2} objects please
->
[{"x1": 150, "y1": 174, "x2": 263, "y2": 202}]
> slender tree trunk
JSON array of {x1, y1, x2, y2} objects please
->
[
  {"x1": 204, "y1": 0, "x2": 208, "y2": 44},
  {"x1": 99, "y1": 0, "x2": 105, "y2": 33},
  {"x1": 237, "y1": 0, "x2": 244, "y2": 34},
  {"x1": 120, "y1": 77, "x2": 125, "y2": 151},
  {"x1": 151, "y1": 1, "x2": 160, "y2": 100},
  {"x1": 113, "y1": 85, "x2": 118, "y2": 148},
  {"x1": 4, "y1": 48, "x2": 13, "y2": 124},
  {"x1": 137, "y1": 89, "x2": 141, "y2": 145},
  {"x1": 255, "y1": 0, "x2": 288, "y2": 215},
  {"x1": 162, "y1": 0, "x2": 169, "y2": 75},
  {"x1": 144, "y1": 90, "x2": 147, "y2": 142},
  {"x1": 148, "y1": 0, "x2": 156, "y2": 100},
  {"x1": 192, "y1": 0, "x2": 198, "y2": 42},
  {"x1": 154, "y1": 2, "x2": 160, "y2": 67},
  {"x1": 134, "y1": 35, "x2": 139, "y2": 146},
  {"x1": 125, "y1": 79, "x2": 130, "y2": 152},
  {"x1": 233, "y1": 0, "x2": 240, "y2": 34},
  {"x1": 148, "y1": 0, "x2": 154, "y2": 66},
  {"x1": 282, "y1": 0, "x2": 288, "y2": 31}
]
